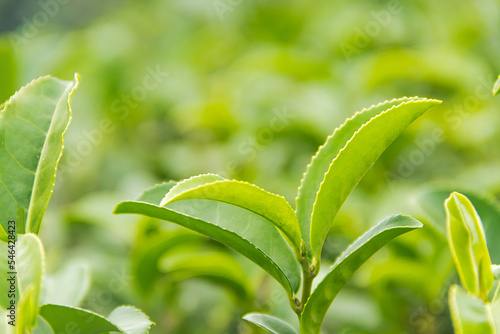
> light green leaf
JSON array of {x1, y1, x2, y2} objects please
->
[
  {"x1": 493, "y1": 75, "x2": 500, "y2": 96},
  {"x1": 0, "y1": 224, "x2": 7, "y2": 242},
  {"x1": 17, "y1": 234, "x2": 44, "y2": 331},
  {"x1": 161, "y1": 174, "x2": 302, "y2": 257},
  {"x1": 306, "y1": 98, "x2": 440, "y2": 260},
  {"x1": 243, "y1": 313, "x2": 298, "y2": 334},
  {"x1": 446, "y1": 192, "x2": 493, "y2": 300},
  {"x1": 114, "y1": 183, "x2": 301, "y2": 299},
  {"x1": 300, "y1": 215, "x2": 422, "y2": 334},
  {"x1": 33, "y1": 316, "x2": 54, "y2": 334},
  {"x1": 418, "y1": 188, "x2": 500, "y2": 263},
  {"x1": 137, "y1": 181, "x2": 177, "y2": 205},
  {"x1": 39, "y1": 304, "x2": 122, "y2": 333},
  {"x1": 160, "y1": 174, "x2": 224, "y2": 203},
  {"x1": 40, "y1": 261, "x2": 90, "y2": 307},
  {"x1": 0, "y1": 75, "x2": 79, "y2": 234},
  {"x1": 449, "y1": 285, "x2": 499, "y2": 334},
  {"x1": 107, "y1": 306, "x2": 154, "y2": 334},
  {"x1": 159, "y1": 251, "x2": 253, "y2": 300},
  {"x1": 296, "y1": 97, "x2": 422, "y2": 256},
  {"x1": 132, "y1": 229, "x2": 203, "y2": 295},
  {"x1": 493, "y1": 265, "x2": 500, "y2": 281},
  {"x1": 0, "y1": 307, "x2": 16, "y2": 334}
]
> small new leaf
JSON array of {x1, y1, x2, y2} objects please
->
[
  {"x1": 446, "y1": 192, "x2": 493, "y2": 300},
  {"x1": 161, "y1": 174, "x2": 302, "y2": 258},
  {"x1": 300, "y1": 215, "x2": 423, "y2": 334},
  {"x1": 449, "y1": 285, "x2": 500, "y2": 334}
]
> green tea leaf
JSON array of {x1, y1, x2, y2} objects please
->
[
  {"x1": 0, "y1": 308, "x2": 16, "y2": 334},
  {"x1": 0, "y1": 75, "x2": 79, "y2": 234},
  {"x1": 300, "y1": 215, "x2": 422, "y2": 334},
  {"x1": 137, "y1": 181, "x2": 178, "y2": 205},
  {"x1": 449, "y1": 285, "x2": 499, "y2": 334},
  {"x1": 0, "y1": 224, "x2": 7, "y2": 242},
  {"x1": 17, "y1": 234, "x2": 44, "y2": 331},
  {"x1": 159, "y1": 251, "x2": 253, "y2": 300},
  {"x1": 107, "y1": 306, "x2": 154, "y2": 334},
  {"x1": 296, "y1": 97, "x2": 422, "y2": 256},
  {"x1": 161, "y1": 174, "x2": 302, "y2": 257},
  {"x1": 39, "y1": 304, "x2": 122, "y2": 333},
  {"x1": 243, "y1": 313, "x2": 298, "y2": 334},
  {"x1": 160, "y1": 174, "x2": 224, "y2": 202},
  {"x1": 493, "y1": 75, "x2": 500, "y2": 96},
  {"x1": 446, "y1": 192, "x2": 493, "y2": 299},
  {"x1": 114, "y1": 184, "x2": 301, "y2": 298},
  {"x1": 418, "y1": 188, "x2": 500, "y2": 263},
  {"x1": 307, "y1": 98, "x2": 440, "y2": 260},
  {"x1": 40, "y1": 261, "x2": 90, "y2": 307}
]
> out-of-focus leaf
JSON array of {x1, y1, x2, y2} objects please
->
[
  {"x1": 107, "y1": 306, "x2": 154, "y2": 334},
  {"x1": 32, "y1": 316, "x2": 54, "y2": 334},
  {"x1": 492, "y1": 265, "x2": 500, "y2": 280},
  {"x1": 307, "y1": 98, "x2": 440, "y2": 261},
  {"x1": 446, "y1": 192, "x2": 493, "y2": 299},
  {"x1": 161, "y1": 174, "x2": 302, "y2": 257},
  {"x1": 449, "y1": 285, "x2": 499, "y2": 334},
  {"x1": 0, "y1": 75, "x2": 79, "y2": 234},
  {"x1": 0, "y1": 308, "x2": 15, "y2": 334},
  {"x1": 137, "y1": 181, "x2": 177, "y2": 205},
  {"x1": 39, "y1": 304, "x2": 121, "y2": 333},
  {"x1": 418, "y1": 188, "x2": 500, "y2": 263},
  {"x1": 243, "y1": 313, "x2": 298, "y2": 334},
  {"x1": 493, "y1": 75, "x2": 500, "y2": 96},
  {"x1": 17, "y1": 234, "x2": 44, "y2": 331},
  {"x1": 114, "y1": 184, "x2": 301, "y2": 299},
  {"x1": 300, "y1": 215, "x2": 422, "y2": 334},
  {"x1": 296, "y1": 97, "x2": 421, "y2": 256},
  {"x1": 0, "y1": 224, "x2": 7, "y2": 242},
  {"x1": 0, "y1": 40, "x2": 17, "y2": 103},
  {"x1": 40, "y1": 261, "x2": 90, "y2": 307},
  {"x1": 159, "y1": 251, "x2": 253, "y2": 300},
  {"x1": 133, "y1": 229, "x2": 203, "y2": 295}
]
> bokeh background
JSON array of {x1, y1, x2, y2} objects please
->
[{"x1": 1, "y1": 0, "x2": 500, "y2": 333}]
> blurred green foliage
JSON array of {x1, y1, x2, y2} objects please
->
[{"x1": 1, "y1": 0, "x2": 500, "y2": 333}]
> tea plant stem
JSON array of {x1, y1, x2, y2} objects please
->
[
  {"x1": 297, "y1": 253, "x2": 317, "y2": 316},
  {"x1": 300, "y1": 267, "x2": 314, "y2": 311}
]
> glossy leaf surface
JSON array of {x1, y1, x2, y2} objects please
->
[
  {"x1": 0, "y1": 75, "x2": 79, "y2": 234},
  {"x1": 300, "y1": 215, "x2": 422, "y2": 334},
  {"x1": 161, "y1": 174, "x2": 302, "y2": 255},
  {"x1": 446, "y1": 192, "x2": 493, "y2": 299},
  {"x1": 243, "y1": 313, "x2": 298, "y2": 334},
  {"x1": 308, "y1": 98, "x2": 440, "y2": 260}
]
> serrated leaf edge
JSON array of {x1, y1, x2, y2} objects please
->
[{"x1": 309, "y1": 98, "x2": 441, "y2": 258}]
